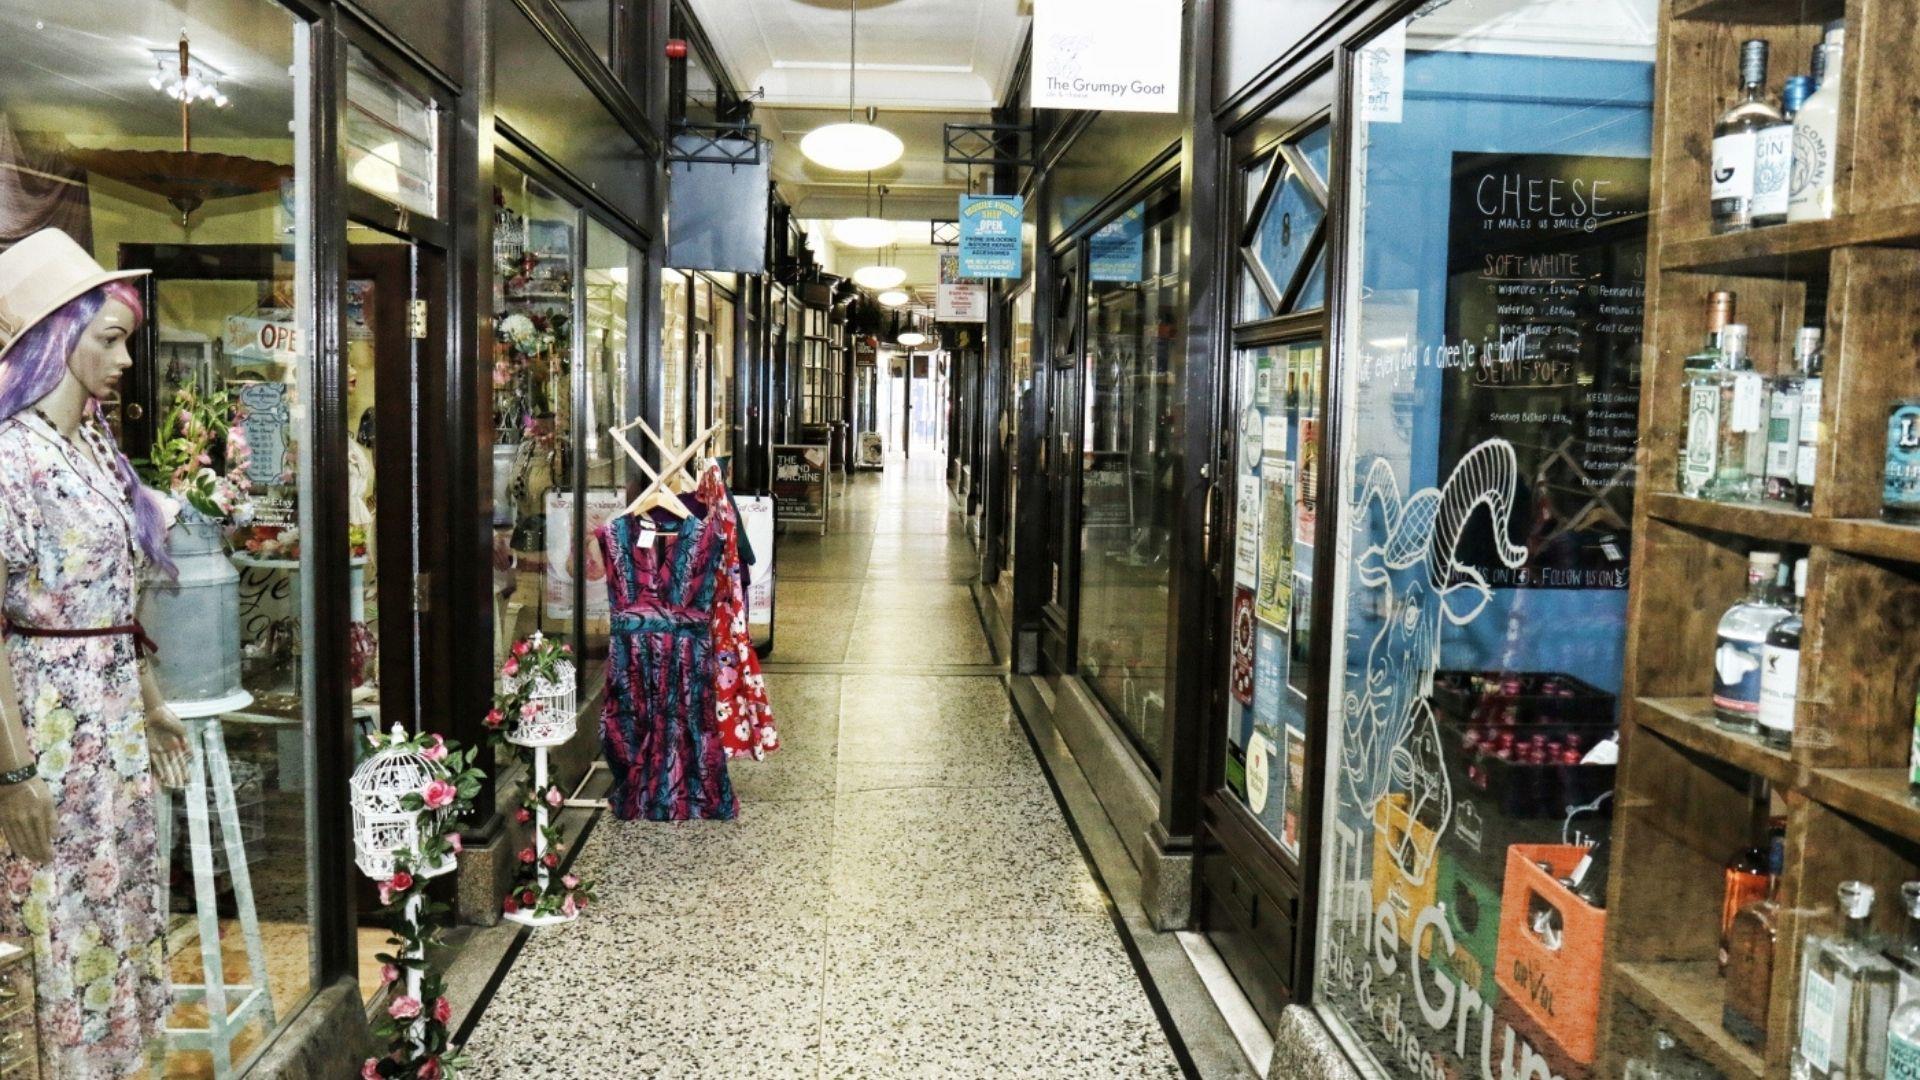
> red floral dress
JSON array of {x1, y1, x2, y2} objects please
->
[{"x1": 696, "y1": 465, "x2": 778, "y2": 759}]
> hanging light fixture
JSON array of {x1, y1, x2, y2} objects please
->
[
  {"x1": 853, "y1": 264, "x2": 907, "y2": 290},
  {"x1": 801, "y1": 1, "x2": 903, "y2": 172},
  {"x1": 876, "y1": 289, "x2": 910, "y2": 307},
  {"x1": 833, "y1": 175, "x2": 895, "y2": 248},
  {"x1": 897, "y1": 331, "x2": 928, "y2": 348}
]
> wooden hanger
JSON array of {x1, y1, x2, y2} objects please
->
[{"x1": 615, "y1": 419, "x2": 724, "y2": 520}]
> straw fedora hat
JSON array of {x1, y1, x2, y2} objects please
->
[{"x1": 0, "y1": 229, "x2": 148, "y2": 363}]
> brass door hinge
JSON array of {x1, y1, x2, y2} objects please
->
[{"x1": 409, "y1": 299, "x2": 428, "y2": 339}]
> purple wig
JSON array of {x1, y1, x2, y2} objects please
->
[{"x1": 0, "y1": 282, "x2": 176, "y2": 577}]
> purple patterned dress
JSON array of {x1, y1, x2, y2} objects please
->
[{"x1": 596, "y1": 504, "x2": 736, "y2": 821}]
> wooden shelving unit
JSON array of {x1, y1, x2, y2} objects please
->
[{"x1": 1604, "y1": 0, "x2": 1920, "y2": 1075}]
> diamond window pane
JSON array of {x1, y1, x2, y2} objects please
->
[
  {"x1": 1294, "y1": 124, "x2": 1332, "y2": 187},
  {"x1": 1250, "y1": 168, "x2": 1323, "y2": 306},
  {"x1": 1290, "y1": 249, "x2": 1327, "y2": 312},
  {"x1": 1240, "y1": 261, "x2": 1276, "y2": 322}
]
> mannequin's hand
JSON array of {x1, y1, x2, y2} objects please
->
[
  {"x1": 0, "y1": 778, "x2": 53, "y2": 865},
  {"x1": 146, "y1": 705, "x2": 190, "y2": 790}
]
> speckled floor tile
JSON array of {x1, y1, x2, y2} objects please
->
[
  {"x1": 828, "y1": 786, "x2": 1107, "y2": 919},
  {"x1": 573, "y1": 800, "x2": 833, "y2": 917},
  {"x1": 462, "y1": 912, "x2": 826, "y2": 1080},
  {"x1": 837, "y1": 676, "x2": 1040, "y2": 793},
  {"x1": 819, "y1": 915, "x2": 1185, "y2": 1079},
  {"x1": 845, "y1": 612, "x2": 993, "y2": 667}
]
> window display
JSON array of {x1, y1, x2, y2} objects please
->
[
  {"x1": 0, "y1": 2, "x2": 321, "y2": 1073},
  {"x1": 1076, "y1": 184, "x2": 1180, "y2": 764},
  {"x1": 1313, "y1": 4, "x2": 1654, "y2": 1076}
]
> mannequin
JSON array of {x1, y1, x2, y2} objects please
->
[{"x1": 0, "y1": 229, "x2": 189, "y2": 1077}]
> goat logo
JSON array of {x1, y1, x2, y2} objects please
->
[{"x1": 1342, "y1": 439, "x2": 1528, "y2": 887}]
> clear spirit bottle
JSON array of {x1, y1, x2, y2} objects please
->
[
  {"x1": 1793, "y1": 881, "x2": 1898, "y2": 1080},
  {"x1": 1724, "y1": 833, "x2": 1786, "y2": 1047},
  {"x1": 1789, "y1": 23, "x2": 1846, "y2": 224},
  {"x1": 1795, "y1": 328, "x2": 1825, "y2": 510},
  {"x1": 1713, "y1": 40, "x2": 1782, "y2": 233},
  {"x1": 1759, "y1": 558, "x2": 1807, "y2": 748},
  {"x1": 1681, "y1": 292, "x2": 1765, "y2": 500},
  {"x1": 1767, "y1": 329, "x2": 1822, "y2": 505},
  {"x1": 1890, "y1": 884, "x2": 1920, "y2": 1076},
  {"x1": 1714, "y1": 551, "x2": 1788, "y2": 732}
]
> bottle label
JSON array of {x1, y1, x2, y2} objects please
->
[
  {"x1": 1714, "y1": 630, "x2": 1766, "y2": 718},
  {"x1": 1797, "y1": 379, "x2": 1823, "y2": 487},
  {"x1": 1767, "y1": 387, "x2": 1803, "y2": 479},
  {"x1": 1731, "y1": 373, "x2": 1766, "y2": 433},
  {"x1": 1891, "y1": 1032, "x2": 1920, "y2": 1080},
  {"x1": 1790, "y1": 120, "x2": 1831, "y2": 208},
  {"x1": 1759, "y1": 642, "x2": 1799, "y2": 738},
  {"x1": 1712, "y1": 130, "x2": 1758, "y2": 221},
  {"x1": 1886, "y1": 405, "x2": 1920, "y2": 512},
  {"x1": 1802, "y1": 969, "x2": 1837, "y2": 1069},
  {"x1": 1684, "y1": 383, "x2": 1721, "y2": 495},
  {"x1": 1752, "y1": 123, "x2": 1793, "y2": 218}
]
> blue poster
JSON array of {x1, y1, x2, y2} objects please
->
[
  {"x1": 1089, "y1": 202, "x2": 1145, "y2": 281},
  {"x1": 957, "y1": 195, "x2": 1024, "y2": 279}
]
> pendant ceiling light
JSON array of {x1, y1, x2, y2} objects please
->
[
  {"x1": 801, "y1": 1, "x2": 903, "y2": 172},
  {"x1": 833, "y1": 174, "x2": 895, "y2": 248},
  {"x1": 897, "y1": 331, "x2": 928, "y2": 348},
  {"x1": 853, "y1": 264, "x2": 907, "y2": 290},
  {"x1": 876, "y1": 289, "x2": 910, "y2": 307}
]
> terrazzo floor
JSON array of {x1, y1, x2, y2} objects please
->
[{"x1": 459, "y1": 453, "x2": 1188, "y2": 1078}]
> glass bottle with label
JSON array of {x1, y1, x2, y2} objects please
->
[
  {"x1": 1887, "y1": 399, "x2": 1920, "y2": 523},
  {"x1": 1793, "y1": 881, "x2": 1898, "y2": 1080},
  {"x1": 1724, "y1": 832, "x2": 1786, "y2": 1048},
  {"x1": 1789, "y1": 23, "x2": 1847, "y2": 224},
  {"x1": 1712, "y1": 40, "x2": 1782, "y2": 233},
  {"x1": 1714, "y1": 550, "x2": 1788, "y2": 732},
  {"x1": 1794, "y1": 327, "x2": 1824, "y2": 510},
  {"x1": 1759, "y1": 558, "x2": 1806, "y2": 748},
  {"x1": 1682, "y1": 296, "x2": 1768, "y2": 501},
  {"x1": 1752, "y1": 68, "x2": 1801, "y2": 228},
  {"x1": 1889, "y1": 884, "x2": 1920, "y2": 1076}
]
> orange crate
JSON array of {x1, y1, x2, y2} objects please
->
[{"x1": 1494, "y1": 843, "x2": 1607, "y2": 1064}]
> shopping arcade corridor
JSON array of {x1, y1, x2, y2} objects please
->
[{"x1": 457, "y1": 454, "x2": 1191, "y2": 1077}]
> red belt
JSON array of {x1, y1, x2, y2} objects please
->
[{"x1": 4, "y1": 622, "x2": 157, "y2": 657}]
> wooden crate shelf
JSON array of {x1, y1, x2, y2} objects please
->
[
  {"x1": 1806, "y1": 768, "x2": 1920, "y2": 843},
  {"x1": 1635, "y1": 697, "x2": 1797, "y2": 786},
  {"x1": 1672, "y1": 0, "x2": 1843, "y2": 24},
  {"x1": 1659, "y1": 207, "x2": 1920, "y2": 277},
  {"x1": 1613, "y1": 961, "x2": 1764, "y2": 1080},
  {"x1": 1643, "y1": 492, "x2": 1818, "y2": 548},
  {"x1": 1818, "y1": 517, "x2": 1920, "y2": 565}
]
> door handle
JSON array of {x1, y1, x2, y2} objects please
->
[{"x1": 1201, "y1": 480, "x2": 1219, "y2": 566}]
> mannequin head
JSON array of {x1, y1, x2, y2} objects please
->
[{"x1": 0, "y1": 282, "x2": 174, "y2": 574}]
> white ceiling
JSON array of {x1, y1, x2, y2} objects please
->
[{"x1": 689, "y1": 0, "x2": 1029, "y2": 258}]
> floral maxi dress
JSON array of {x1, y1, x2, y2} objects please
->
[{"x1": 0, "y1": 414, "x2": 167, "y2": 1078}]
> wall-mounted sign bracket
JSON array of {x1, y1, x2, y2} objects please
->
[
  {"x1": 668, "y1": 121, "x2": 764, "y2": 167},
  {"x1": 942, "y1": 122, "x2": 1032, "y2": 168}
]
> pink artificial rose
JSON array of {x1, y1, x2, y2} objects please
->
[
  {"x1": 562, "y1": 894, "x2": 578, "y2": 918},
  {"x1": 360, "y1": 1058, "x2": 383, "y2": 1080},
  {"x1": 502, "y1": 896, "x2": 519, "y2": 914},
  {"x1": 545, "y1": 787, "x2": 564, "y2": 808},
  {"x1": 501, "y1": 657, "x2": 520, "y2": 677},
  {"x1": 420, "y1": 780, "x2": 456, "y2": 810},
  {"x1": 520, "y1": 701, "x2": 540, "y2": 719},
  {"x1": 444, "y1": 832, "x2": 463, "y2": 855},
  {"x1": 421, "y1": 734, "x2": 448, "y2": 763},
  {"x1": 483, "y1": 708, "x2": 504, "y2": 729},
  {"x1": 380, "y1": 964, "x2": 399, "y2": 985},
  {"x1": 432, "y1": 997, "x2": 453, "y2": 1024},
  {"x1": 512, "y1": 639, "x2": 530, "y2": 658},
  {"x1": 562, "y1": 873, "x2": 580, "y2": 890},
  {"x1": 388, "y1": 870, "x2": 414, "y2": 893},
  {"x1": 518, "y1": 846, "x2": 536, "y2": 864},
  {"x1": 515, "y1": 808, "x2": 532, "y2": 824},
  {"x1": 418, "y1": 1057, "x2": 442, "y2": 1080},
  {"x1": 542, "y1": 852, "x2": 559, "y2": 869},
  {"x1": 387, "y1": 995, "x2": 422, "y2": 1021}
]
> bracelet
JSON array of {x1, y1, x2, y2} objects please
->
[{"x1": 0, "y1": 764, "x2": 33, "y2": 787}]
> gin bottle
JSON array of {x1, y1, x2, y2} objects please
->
[
  {"x1": 1789, "y1": 23, "x2": 1846, "y2": 224},
  {"x1": 1683, "y1": 319, "x2": 1768, "y2": 501},
  {"x1": 1714, "y1": 550, "x2": 1788, "y2": 732},
  {"x1": 1713, "y1": 40, "x2": 1782, "y2": 233},
  {"x1": 1723, "y1": 833, "x2": 1786, "y2": 1048},
  {"x1": 1793, "y1": 881, "x2": 1898, "y2": 1080},
  {"x1": 1759, "y1": 558, "x2": 1807, "y2": 748},
  {"x1": 1681, "y1": 291, "x2": 1754, "y2": 499}
]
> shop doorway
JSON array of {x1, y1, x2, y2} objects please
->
[{"x1": 1039, "y1": 248, "x2": 1084, "y2": 671}]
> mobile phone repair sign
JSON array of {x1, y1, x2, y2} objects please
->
[{"x1": 1031, "y1": 0, "x2": 1182, "y2": 114}]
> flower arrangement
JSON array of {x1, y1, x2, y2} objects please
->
[
  {"x1": 502, "y1": 780, "x2": 596, "y2": 920},
  {"x1": 482, "y1": 632, "x2": 574, "y2": 745},
  {"x1": 359, "y1": 728, "x2": 484, "y2": 1080},
  {"x1": 488, "y1": 633, "x2": 594, "y2": 924},
  {"x1": 143, "y1": 386, "x2": 253, "y2": 523}
]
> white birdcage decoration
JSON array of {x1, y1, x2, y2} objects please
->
[
  {"x1": 504, "y1": 635, "x2": 578, "y2": 748},
  {"x1": 350, "y1": 724, "x2": 453, "y2": 880}
]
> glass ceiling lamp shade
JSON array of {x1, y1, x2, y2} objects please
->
[
  {"x1": 833, "y1": 216, "x2": 896, "y2": 248},
  {"x1": 801, "y1": 123, "x2": 903, "y2": 173},
  {"x1": 897, "y1": 331, "x2": 928, "y2": 348},
  {"x1": 853, "y1": 264, "x2": 907, "y2": 290},
  {"x1": 877, "y1": 289, "x2": 910, "y2": 307}
]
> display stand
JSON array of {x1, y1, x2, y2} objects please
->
[
  {"x1": 155, "y1": 689, "x2": 273, "y2": 1079},
  {"x1": 500, "y1": 738, "x2": 575, "y2": 928},
  {"x1": 501, "y1": 663, "x2": 579, "y2": 929}
]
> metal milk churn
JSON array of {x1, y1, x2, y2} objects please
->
[{"x1": 138, "y1": 509, "x2": 243, "y2": 704}]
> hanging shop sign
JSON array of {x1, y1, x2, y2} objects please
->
[
  {"x1": 737, "y1": 494, "x2": 776, "y2": 650},
  {"x1": 1089, "y1": 203, "x2": 1146, "y2": 282},
  {"x1": 957, "y1": 195, "x2": 1024, "y2": 279},
  {"x1": 223, "y1": 314, "x2": 299, "y2": 366},
  {"x1": 1030, "y1": 0, "x2": 1181, "y2": 114},
  {"x1": 772, "y1": 444, "x2": 830, "y2": 531}
]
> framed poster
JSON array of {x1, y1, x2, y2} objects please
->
[{"x1": 772, "y1": 444, "x2": 830, "y2": 533}]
